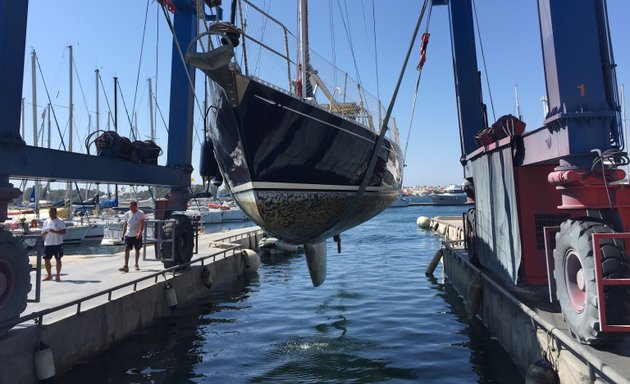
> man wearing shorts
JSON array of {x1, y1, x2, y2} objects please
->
[
  {"x1": 42, "y1": 207, "x2": 66, "y2": 281},
  {"x1": 120, "y1": 201, "x2": 145, "y2": 272}
]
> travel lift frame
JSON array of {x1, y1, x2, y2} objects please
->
[
  {"x1": 0, "y1": 1, "x2": 218, "y2": 327},
  {"x1": 440, "y1": 0, "x2": 630, "y2": 345}
]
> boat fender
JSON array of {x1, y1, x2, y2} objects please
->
[
  {"x1": 199, "y1": 139, "x2": 220, "y2": 179},
  {"x1": 466, "y1": 276, "x2": 483, "y2": 320},
  {"x1": 164, "y1": 283, "x2": 178, "y2": 310},
  {"x1": 241, "y1": 249, "x2": 260, "y2": 273},
  {"x1": 333, "y1": 234, "x2": 341, "y2": 254},
  {"x1": 425, "y1": 249, "x2": 443, "y2": 276},
  {"x1": 416, "y1": 216, "x2": 431, "y2": 229},
  {"x1": 525, "y1": 354, "x2": 559, "y2": 384},
  {"x1": 201, "y1": 266, "x2": 213, "y2": 289},
  {"x1": 34, "y1": 342, "x2": 55, "y2": 382}
]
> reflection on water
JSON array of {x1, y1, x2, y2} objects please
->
[{"x1": 60, "y1": 206, "x2": 522, "y2": 383}]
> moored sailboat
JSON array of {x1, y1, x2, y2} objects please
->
[{"x1": 185, "y1": 0, "x2": 407, "y2": 285}]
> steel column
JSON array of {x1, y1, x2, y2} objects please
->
[
  {"x1": 446, "y1": 0, "x2": 486, "y2": 161},
  {"x1": 538, "y1": 0, "x2": 620, "y2": 169},
  {"x1": 166, "y1": 2, "x2": 198, "y2": 211}
]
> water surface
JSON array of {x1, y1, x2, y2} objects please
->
[{"x1": 60, "y1": 205, "x2": 523, "y2": 383}]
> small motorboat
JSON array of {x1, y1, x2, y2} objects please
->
[{"x1": 259, "y1": 236, "x2": 304, "y2": 255}]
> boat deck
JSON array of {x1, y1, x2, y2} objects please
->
[{"x1": 429, "y1": 216, "x2": 630, "y2": 383}]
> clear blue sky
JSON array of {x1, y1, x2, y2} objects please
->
[{"x1": 21, "y1": 0, "x2": 630, "y2": 187}]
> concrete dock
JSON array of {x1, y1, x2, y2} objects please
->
[
  {"x1": 0, "y1": 226, "x2": 263, "y2": 384},
  {"x1": 427, "y1": 216, "x2": 630, "y2": 383}
]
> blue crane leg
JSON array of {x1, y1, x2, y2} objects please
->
[
  {"x1": 538, "y1": 0, "x2": 621, "y2": 169},
  {"x1": 0, "y1": 0, "x2": 29, "y2": 144},
  {"x1": 447, "y1": 0, "x2": 486, "y2": 162},
  {"x1": 166, "y1": 5, "x2": 197, "y2": 210}
]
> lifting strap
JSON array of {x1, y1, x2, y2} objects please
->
[{"x1": 404, "y1": 3, "x2": 433, "y2": 167}]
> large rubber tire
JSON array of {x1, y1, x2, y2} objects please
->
[
  {"x1": 0, "y1": 231, "x2": 31, "y2": 333},
  {"x1": 161, "y1": 214, "x2": 194, "y2": 269},
  {"x1": 554, "y1": 219, "x2": 628, "y2": 345}
]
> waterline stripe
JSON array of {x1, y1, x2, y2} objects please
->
[{"x1": 231, "y1": 181, "x2": 389, "y2": 194}]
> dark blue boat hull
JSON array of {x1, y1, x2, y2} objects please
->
[{"x1": 209, "y1": 75, "x2": 403, "y2": 243}]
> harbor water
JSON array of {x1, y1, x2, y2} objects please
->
[{"x1": 59, "y1": 205, "x2": 523, "y2": 383}]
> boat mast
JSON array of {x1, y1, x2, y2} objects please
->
[
  {"x1": 298, "y1": 0, "x2": 310, "y2": 98},
  {"x1": 68, "y1": 45, "x2": 73, "y2": 154},
  {"x1": 114, "y1": 76, "x2": 119, "y2": 204},
  {"x1": 66, "y1": 45, "x2": 74, "y2": 210},
  {"x1": 95, "y1": 69, "x2": 100, "y2": 132},
  {"x1": 21, "y1": 97, "x2": 25, "y2": 140},
  {"x1": 114, "y1": 76, "x2": 118, "y2": 133},
  {"x1": 148, "y1": 77, "x2": 156, "y2": 198},
  {"x1": 514, "y1": 85, "x2": 522, "y2": 120},
  {"x1": 31, "y1": 49, "x2": 40, "y2": 215},
  {"x1": 47, "y1": 103, "x2": 51, "y2": 149},
  {"x1": 149, "y1": 78, "x2": 155, "y2": 143}
]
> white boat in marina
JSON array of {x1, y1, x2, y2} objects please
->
[
  {"x1": 389, "y1": 195, "x2": 410, "y2": 208},
  {"x1": 186, "y1": 200, "x2": 248, "y2": 224},
  {"x1": 100, "y1": 220, "x2": 125, "y2": 246},
  {"x1": 8, "y1": 219, "x2": 105, "y2": 249},
  {"x1": 430, "y1": 184, "x2": 470, "y2": 206}
]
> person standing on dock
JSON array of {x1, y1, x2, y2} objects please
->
[
  {"x1": 120, "y1": 201, "x2": 145, "y2": 273},
  {"x1": 41, "y1": 207, "x2": 66, "y2": 282}
]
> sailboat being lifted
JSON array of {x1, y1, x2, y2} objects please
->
[{"x1": 186, "y1": 0, "x2": 404, "y2": 285}]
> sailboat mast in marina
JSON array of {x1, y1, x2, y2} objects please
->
[{"x1": 185, "y1": 0, "x2": 404, "y2": 286}]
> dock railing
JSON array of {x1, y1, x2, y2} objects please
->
[{"x1": 1, "y1": 228, "x2": 263, "y2": 333}]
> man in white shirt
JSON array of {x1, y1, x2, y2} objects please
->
[
  {"x1": 119, "y1": 201, "x2": 145, "y2": 272},
  {"x1": 41, "y1": 207, "x2": 66, "y2": 281}
]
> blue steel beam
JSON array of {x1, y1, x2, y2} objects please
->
[
  {"x1": 0, "y1": 2, "x2": 201, "y2": 190},
  {"x1": 165, "y1": 2, "x2": 198, "y2": 211},
  {"x1": 0, "y1": 0, "x2": 29, "y2": 144},
  {"x1": 446, "y1": 0, "x2": 487, "y2": 162},
  {"x1": 166, "y1": 3, "x2": 197, "y2": 172},
  {"x1": 537, "y1": 0, "x2": 620, "y2": 169},
  {"x1": 0, "y1": 144, "x2": 189, "y2": 187}
]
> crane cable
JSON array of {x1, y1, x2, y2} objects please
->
[
  {"x1": 472, "y1": 0, "x2": 496, "y2": 122},
  {"x1": 159, "y1": 3, "x2": 206, "y2": 146},
  {"x1": 402, "y1": 3, "x2": 433, "y2": 169}
]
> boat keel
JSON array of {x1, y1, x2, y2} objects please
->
[{"x1": 304, "y1": 239, "x2": 327, "y2": 287}]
